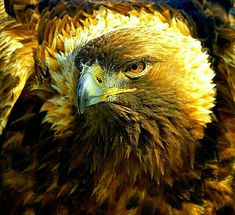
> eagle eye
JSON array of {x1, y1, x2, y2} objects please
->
[{"x1": 124, "y1": 62, "x2": 147, "y2": 79}]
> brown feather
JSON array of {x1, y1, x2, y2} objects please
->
[{"x1": 0, "y1": 0, "x2": 234, "y2": 214}]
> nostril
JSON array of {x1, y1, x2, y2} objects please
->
[{"x1": 97, "y1": 77, "x2": 102, "y2": 83}]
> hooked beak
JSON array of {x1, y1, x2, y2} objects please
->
[
  {"x1": 77, "y1": 64, "x2": 105, "y2": 114},
  {"x1": 77, "y1": 64, "x2": 136, "y2": 114}
]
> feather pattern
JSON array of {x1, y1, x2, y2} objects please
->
[{"x1": 0, "y1": 0, "x2": 234, "y2": 214}]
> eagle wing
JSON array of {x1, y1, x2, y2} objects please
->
[{"x1": 0, "y1": 0, "x2": 38, "y2": 135}]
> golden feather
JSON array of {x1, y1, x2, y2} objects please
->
[{"x1": 0, "y1": 0, "x2": 234, "y2": 214}]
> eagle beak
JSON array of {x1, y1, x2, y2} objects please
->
[
  {"x1": 77, "y1": 64, "x2": 137, "y2": 114},
  {"x1": 77, "y1": 64, "x2": 105, "y2": 114}
]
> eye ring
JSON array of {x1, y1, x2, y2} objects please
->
[{"x1": 124, "y1": 61, "x2": 147, "y2": 79}]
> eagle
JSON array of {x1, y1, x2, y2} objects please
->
[{"x1": 0, "y1": 0, "x2": 234, "y2": 214}]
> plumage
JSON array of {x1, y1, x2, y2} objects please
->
[{"x1": 0, "y1": 0, "x2": 234, "y2": 214}]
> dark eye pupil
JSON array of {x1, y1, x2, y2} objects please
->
[{"x1": 131, "y1": 63, "x2": 138, "y2": 70}]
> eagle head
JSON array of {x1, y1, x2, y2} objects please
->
[{"x1": 39, "y1": 6, "x2": 215, "y2": 184}]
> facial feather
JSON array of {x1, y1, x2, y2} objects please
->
[
  {"x1": 35, "y1": 6, "x2": 216, "y2": 201},
  {"x1": 1, "y1": 0, "x2": 235, "y2": 214},
  {"x1": 40, "y1": 6, "x2": 215, "y2": 140}
]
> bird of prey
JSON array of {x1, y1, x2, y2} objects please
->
[{"x1": 0, "y1": 0, "x2": 234, "y2": 214}]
